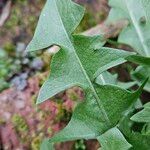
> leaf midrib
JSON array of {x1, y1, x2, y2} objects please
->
[
  {"x1": 54, "y1": 0, "x2": 111, "y2": 126},
  {"x1": 125, "y1": 0, "x2": 149, "y2": 57}
]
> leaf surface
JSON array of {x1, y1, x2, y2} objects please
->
[
  {"x1": 107, "y1": 0, "x2": 150, "y2": 56},
  {"x1": 96, "y1": 71, "x2": 136, "y2": 89},
  {"x1": 96, "y1": 71, "x2": 117, "y2": 86},
  {"x1": 127, "y1": 55, "x2": 150, "y2": 67},
  {"x1": 27, "y1": 0, "x2": 149, "y2": 149},
  {"x1": 97, "y1": 127, "x2": 132, "y2": 150},
  {"x1": 131, "y1": 102, "x2": 150, "y2": 123},
  {"x1": 119, "y1": 113, "x2": 150, "y2": 150},
  {"x1": 132, "y1": 66, "x2": 150, "y2": 92},
  {"x1": 37, "y1": 36, "x2": 134, "y2": 104},
  {"x1": 49, "y1": 83, "x2": 145, "y2": 143},
  {"x1": 26, "y1": 0, "x2": 85, "y2": 51}
]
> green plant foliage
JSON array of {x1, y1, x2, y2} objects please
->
[
  {"x1": 36, "y1": 37, "x2": 135, "y2": 104},
  {"x1": 107, "y1": 0, "x2": 150, "y2": 92},
  {"x1": 119, "y1": 114, "x2": 150, "y2": 150},
  {"x1": 27, "y1": 0, "x2": 150, "y2": 149},
  {"x1": 107, "y1": 0, "x2": 150, "y2": 57},
  {"x1": 131, "y1": 102, "x2": 150, "y2": 123},
  {"x1": 97, "y1": 127, "x2": 132, "y2": 150},
  {"x1": 96, "y1": 71, "x2": 136, "y2": 89},
  {"x1": 12, "y1": 114, "x2": 28, "y2": 132},
  {"x1": 132, "y1": 66, "x2": 150, "y2": 92},
  {"x1": 49, "y1": 83, "x2": 145, "y2": 143}
]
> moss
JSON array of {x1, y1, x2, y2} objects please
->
[
  {"x1": 67, "y1": 89, "x2": 80, "y2": 101},
  {"x1": 55, "y1": 104, "x2": 65, "y2": 122},
  {"x1": 0, "y1": 118, "x2": 6, "y2": 125},
  {"x1": 5, "y1": 8, "x2": 20, "y2": 29},
  {"x1": 31, "y1": 94, "x2": 38, "y2": 105},
  {"x1": 47, "y1": 127, "x2": 53, "y2": 135},
  {"x1": 12, "y1": 114, "x2": 28, "y2": 133},
  {"x1": 31, "y1": 135, "x2": 42, "y2": 150},
  {"x1": 3, "y1": 42, "x2": 15, "y2": 53},
  {"x1": 14, "y1": 0, "x2": 28, "y2": 5}
]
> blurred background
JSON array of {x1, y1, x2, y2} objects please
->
[{"x1": 0, "y1": 0, "x2": 109, "y2": 149}]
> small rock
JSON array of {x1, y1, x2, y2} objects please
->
[
  {"x1": 16, "y1": 42, "x2": 26, "y2": 53},
  {"x1": 22, "y1": 58, "x2": 29, "y2": 65},
  {"x1": 31, "y1": 58, "x2": 44, "y2": 70},
  {"x1": 3, "y1": 112, "x2": 11, "y2": 121},
  {"x1": 14, "y1": 100, "x2": 25, "y2": 109},
  {"x1": 11, "y1": 73, "x2": 28, "y2": 91}
]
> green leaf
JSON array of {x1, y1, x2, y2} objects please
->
[
  {"x1": 49, "y1": 82, "x2": 145, "y2": 143},
  {"x1": 37, "y1": 36, "x2": 134, "y2": 104},
  {"x1": 131, "y1": 102, "x2": 150, "y2": 123},
  {"x1": 26, "y1": 0, "x2": 85, "y2": 51},
  {"x1": 127, "y1": 55, "x2": 150, "y2": 67},
  {"x1": 95, "y1": 71, "x2": 118, "y2": 85},
  {"x1": 141, "y1": 0, "x2": 150, "y2": 22},
  {"x1": 132, "y1": 66, "x2": 150, "y2": 92},
  {"x1": 127, "y1": 132, "x2": 150, "y2": 150},
  {"x1": 117, "y1": 81, "x2": 136, "y2": 90},
  {"x1": 27, "y1": 0, "x2": 149, "y2": 149},
  {"x1": 97, "y1": 127, "x2": 132, "y2": 150},
  {"x1": 119, "y1": 111, "x2": 150, "y2": 150},
  {"x1": 96, "y1": 71, "x2": 136, "y2": 89},
  {"x1": 107, "y1": 0, "x2": 150, "y2": 57},
  {"x1": 142, "y1": 123, "x2": 150, "y2": 135},
  {"x1": 40, "y1": 139, "x2": 54, "y2": 150}
]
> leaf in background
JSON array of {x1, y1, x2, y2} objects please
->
[
  {"x1": 96, "y1": 71, "x2": 136, "y2": 89},
  {"x1": 107, "y1": 0, "x2": 150, "y2": 57},
  {"x1": 127, "y1": 55, "x2": 150, "y2": 67},
  {"x1": 119, "y1": 113, "x2": 150, "y2": 150},
  {"x1": 132, "y1": 66, "x2": 150, "y2": 92},
  {"x1": 142, "y1": 123, "x2": 150, "y2": 135},
  {"x1": 131, "y1": 102, "x2": 150, "y2": 123},
  {"x1": 97, "y1": 47, "x2": 150, "y2": 67},
  {"x1": 97, "y1": 127, "x2": 132, "y2": 150},
  {"x1": 134, "y1": 99, "x2": 143, "y2": 109},
  {"x1": 95, "y1": 71, "x2": 118, "y2": 85},
  {"x1": 127, "y1": 132, "x2": 150, "y2": 150},
  {"x1": 107, "y1": 0, "x2": 150, "y2": 92},
  {"x1": 103, "y1": 49, "x2": 150, "y2": 91},
  {"x1": 141, "y1": 0, "x2": 150, "y2": 22}
]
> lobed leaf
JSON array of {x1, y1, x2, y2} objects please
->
[
  {"x1": 37, "y1": 36, "x2": 134, "y2": 104},
  {"x1": 49, "y1": 82, "x2": 146, "y2": 143},
  {"x1": 27, "y1": 0, "x2": 149, "y2": 149},
  {"x1": 26, "y1": 0, "x2": 85, "y2": 51}
]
